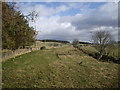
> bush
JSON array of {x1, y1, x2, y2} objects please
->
[
  {"x1": 40, "y1": 46, "x2": 46, "y2": 50},
  {"x1": 72, "y1": 39, "x2": 79, "y2": 48}
]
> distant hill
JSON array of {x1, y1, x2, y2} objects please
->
[
  {"x1": 79, "y1": 41, "x2": 92, "y2": 44},
  {"x1": 36, "y1": 39, "x2": 93, "y2": 44},
  {"x1": 37, "y1": 39, "x2": 70, "y2": 44}
]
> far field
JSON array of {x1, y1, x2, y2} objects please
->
[{"x1": 2, "y1": 42, "x2": 119, "y2": 88}]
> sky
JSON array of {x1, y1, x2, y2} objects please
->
[{"x1": 16, "y1": 2, "x2": 118, "y2": 42}]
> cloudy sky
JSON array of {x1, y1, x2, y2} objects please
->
[{"x1": 16, "y1": 2, "x2": 118, "y2": 42}]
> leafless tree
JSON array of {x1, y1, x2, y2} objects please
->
[
  {"x1": 25, "y1": 10, "x2": 38, "y2": 22},
  {"x1": 92, "y1": 31, "x2": 114, "y2": 60},
  {"x1": 72, "y1": 39, "x2": 79, "y2": 48}
]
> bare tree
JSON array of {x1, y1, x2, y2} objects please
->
[
  {"x1": 27, "y1": 11, "x2": 38, "y2": 22},
  {"x1": 92, "y1": 31, "x2": 114, "y2": 60},
  {"x1": 72, "y1": 39, "x2": 79, "y2": 48}
]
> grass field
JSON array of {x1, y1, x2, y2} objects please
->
[
  {"x1": 79, "y1": 44, "x2": 119, "y2": 60},
  {"x1": 2, "y1": 44, "x2": 119, "y2": 88}
]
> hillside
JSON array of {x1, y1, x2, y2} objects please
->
[{"x1": 2, "y1": 44, "x2": 119, "y2": 88}]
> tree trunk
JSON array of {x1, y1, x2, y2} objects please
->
[{"x1": 98, "y1": 54, "x2": 103, "y2": 60}]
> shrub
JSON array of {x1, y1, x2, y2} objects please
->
[{"x1": 40, "y1": 46, "x2": 46, "y2": 50}]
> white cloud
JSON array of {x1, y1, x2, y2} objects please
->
[
  {"x1": 17, "y1": 3, "x2": 70, "y2": 17},
  {"x1": 17, "y1": 2, "x2": 118, "y2": 42}
]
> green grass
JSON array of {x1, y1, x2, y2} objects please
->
[
  {"x1": 2, "y1": 45, "x2": 119, "y2": 88},
  {"x1": 79, "y1": 44, "x2": 119, "y2": 60},
  {"x1": 108, "y1": 44, "x2": 119, "y2": 59},
  {"x1": 79, "y1": 44, "x2": 98, "y2": 53}
]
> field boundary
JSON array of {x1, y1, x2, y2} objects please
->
[{"x1": 2, "y1": 47, "x2": 40, "y2": 62}]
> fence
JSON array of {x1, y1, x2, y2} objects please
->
[
  {"x1": 2, "y1": 47, "x2": 40, "y2": 62},
  {"x1": 2, "y1": 42, "x2": 65, "y2": 62}
]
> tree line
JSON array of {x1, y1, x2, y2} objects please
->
[
  {"x1": 2, "y1": 2, "x2": 37, "y2": 50},
  {"x1": 40, "y1": 39, "x2": 70, "y2": 43}
]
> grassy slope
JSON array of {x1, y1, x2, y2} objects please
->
[
  {"x1": 2, "y1": 45, "x2": 118, "y2": 88},
  {"x1": 80, "y1": 44, "x2": 119, "y2": 60}
]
